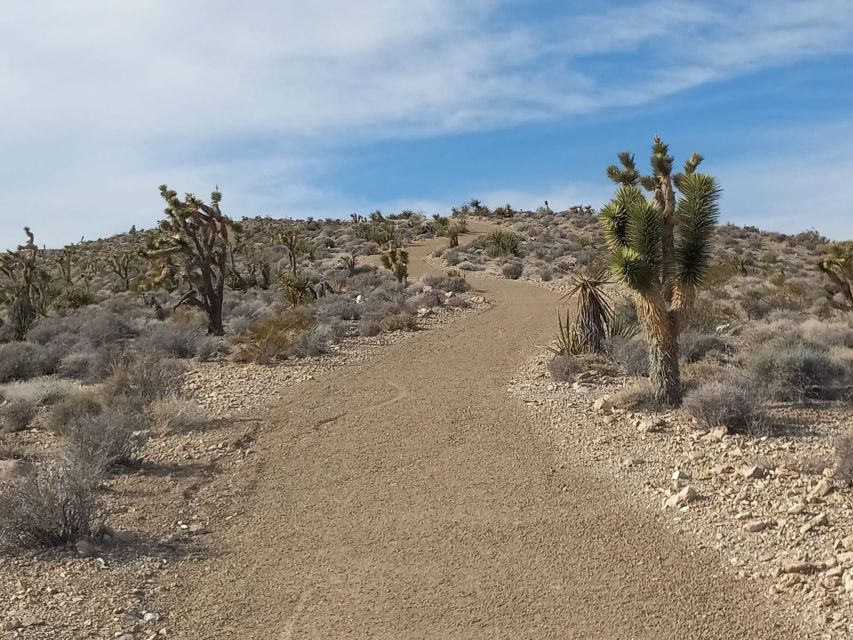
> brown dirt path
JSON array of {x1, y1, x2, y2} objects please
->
[{"x1": 164, "y1": 221, "x2": 796, "y2": 639}]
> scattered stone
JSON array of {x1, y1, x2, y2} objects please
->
[
  {"x1": 664, "y1": 485, "x2": 698, "y2": 509},
  {"x1": 75, "y1": 540, "x2": 97, "y2": 558},
  {"x1": 741, "y1": 464, "x2": 769, "y2": 480},
  {"x1": 2, "y1": 620, "x2": 22, "y2": 631},
  {"x1": 801, "y1": 513, "x2": 829, "y2": 536},
  {"x1": 592, "y1": 398, "x2": 612, "y2": 415},
  {"x1": 744, "y1": 520, "x2": 771, "y2": 533},
  {"x1": 809, "y1": 478, "x2": 834, "y2": 501}
]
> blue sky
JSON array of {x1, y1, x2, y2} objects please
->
[{"x1": 1, "y1": 0, "x2": 852, "y2": 248}]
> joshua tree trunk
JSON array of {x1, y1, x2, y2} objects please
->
[{"x1": 637, "y1": 292, "x2": 682, "y2": 405}]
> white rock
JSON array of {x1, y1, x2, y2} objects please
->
[{"x1": 808, "y1": 478, "x2": 834, "y2": 501}]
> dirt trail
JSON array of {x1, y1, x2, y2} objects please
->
[{"x1": 165, "y1": 221, "x2": 796, "y2": 639}]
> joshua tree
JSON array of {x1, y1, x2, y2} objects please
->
[
  {"x1": 381, "y1": 246, "x2": 409, "y2": 285},
  {"x1": 0, "y1": 228, "x2": 56, "y2": 339},
  {"x1": 107, "y1": 249, "x2": 140, "y2": 292},
  {"x1": 153, "y1": 185, "x2": 239, "y2": 336},
  {"x1": 818, "y1": 241, "x2": 853, "y2": 309},
  {"x1": 600, "y1": 136, "x2": 720, "y2": 405},
  {"x1": 279, "y1": 229, "x2": 306, "y2": 275}
]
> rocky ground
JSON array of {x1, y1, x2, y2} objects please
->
[
  {"x1": 0, "y1": 296, "x2": 489, "y2": 640},
  {"x1": 509, "y1": 353, "x2": 853, "y2": 639}
]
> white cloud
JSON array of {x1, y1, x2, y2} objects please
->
[{"x1": 1, "y1": 0, "x2": 852, "y2": 247}]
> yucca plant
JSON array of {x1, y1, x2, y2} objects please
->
[
  {"x1": 484, "y1": 229, "x2": 520, "y2": 258},
  {"x1": 600, "y1": 136, "x2": 720, "y2": 405},
  {"x1": 277, "y1": 272, "x2": 315, "y2": 307},
  {"x1": 547, "y1": 309, "x2": 584, "y2": 357},
  {"x1": 563, "y1": 268, "x2": 613, "y2": 354}
]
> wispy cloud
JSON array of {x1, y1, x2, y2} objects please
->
[{"x1": 1, "y1": 0, "x2": 852, "y2": 246}]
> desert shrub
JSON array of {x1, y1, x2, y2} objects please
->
[
  {"x1": 0, "y1": 400, "x2": 37, "y2": 433},
  {"x1": 680, "y1": 331, "x2": 727, "y2": 363},
  {"x1": 381, "y1": 312, "x2": 417, "y2": 332},
  {"x1": 501, "y1": 261, "x2": 523, "y2": 279},
  {"x1": 741, "y1": 295, "x2": 772, "y2": 321},
  {"x1": 0, "y1": 342, "x2": 56, "y2": 383},
  {"x1": 749, "y1": 336, "x2": 847, "y2": 402},
  {"x1": 439, "y1": 272, "x2": 470, "y2": 293},
  {"x1": 443, "y1": 249, "x2": 462, "y2": 266},
  {"x1": 56, "y1": 351, "x2": 96, "y2": 380},
  {"x1": 485, "y1": 230, "x2": 521, "y2": 258},
  {"x1": 547, "y1": 356, "x2": 583, "y2": 382},
  {"x1": 66, "y1": 408, "x2": 148, "y2": 470},
  {"x1": 683, "y1": 374, "x2": 766, "y2": 433},
  {"x1": 357, "y1": 318, "x2": 382, "y2": 337},
  {"x1": 0, "y1": 458, "x2": 102, "y2": 550},
  {"x1": 407, "y1": 288, "x2": 444, "y2": 309},
  {"x1": 102, "y1": 355, "x2": 186, "y2": 405},
  {"x1": 606, "y1": 336, "x2": 647, "y2": 376},
  {"x1": 311, "y1": 294, "x2": 360, "y2": 322},
  {"x1": 46, "y1": 393, "x2": 103, "y2": 434},
  {"x1": 78, "y1": 311, "x2": 135, "y2": 347},
  {"x1": 232, "y1": 309, "x2": 316, "y2": 364},
  {"x1": 148, "y1": 397, "x2": 204, "y2": 432},
  {"x1": 138, "y1": 324, "x2": 208, "y2": 359}
]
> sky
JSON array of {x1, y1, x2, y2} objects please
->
[{"x1": 1, "y1": 0, "x2": 852, "y2": 249}]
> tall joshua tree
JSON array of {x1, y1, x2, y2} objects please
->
[
  {"x1": 600, "y1": 136, "x2": 720, "y2": 405},
  {"x1": 154, "y1": 185, "x2": 239, "y2": 336}
]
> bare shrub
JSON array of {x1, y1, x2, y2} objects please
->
[
  {"x1": 102, "y1": 355, "x2": 186, "y2": 405},
  {"x1": 0, "y1": 378, "x2": 80, "y2": 405},
  {"x1": 66, "y1": 409, "x2": 148, "y2": 470},
  {"x1": 0, "y1": 400, "x2": 37, "y2": 433},
  {"x1": 0, "y1": 342, "x2": 56, "y2": 383},
  {"x1": 381, "y1": 312, "x2": 417, "y2": 332},
  {"x1": 138, "y1": 324, "x2": 208, "y2": 359},
  {"x1": 680, "y1": 331, "x2": 727, "y2": 363},
  {"x1": 0, "y1": 458, "x2": 102, "y2": 550},
  {"x1": 78, "y1": 311, "x2": 135, "y2": 347},
  {"x1": 606, "y1": 336, "x2": 647, "y2": 376},
  {"x1": 683, "y1": 373, "x2": 766, "y2": 434},
  {"x1": 547, "y1": 356, "x2": 583, "y2": 382},
  {"x1": 357, "y1": 318, "x2": 382, "y2": 337},
  {"x1": 46, "y1": 393, "x2": 103, "y2": 434},
  {"x1": 232, "y1": 309, "x2": 316, "y2": 364}
]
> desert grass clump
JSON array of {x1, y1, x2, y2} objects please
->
[
  {"x1": 485, "y1": 229, "x2": 521, "y2": 258},
  {"x1": 610, "y1": 380, "x2": 662, "y2": 411},
  {"x1": 0, "y1": 458, "x2": 102, "y2": 550},
  {"x1": 683, "y1": 373, "x2": 766, "y2": 433},
  {"x1": 148, "y1": 397, "x2": 205, "y2": 433},
  {"x1": 0, "y1": 400, "x2": 37, "y2": 433},
  {"x1": 749, "y1": 335, "x2": 847, "y2": 402}
]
